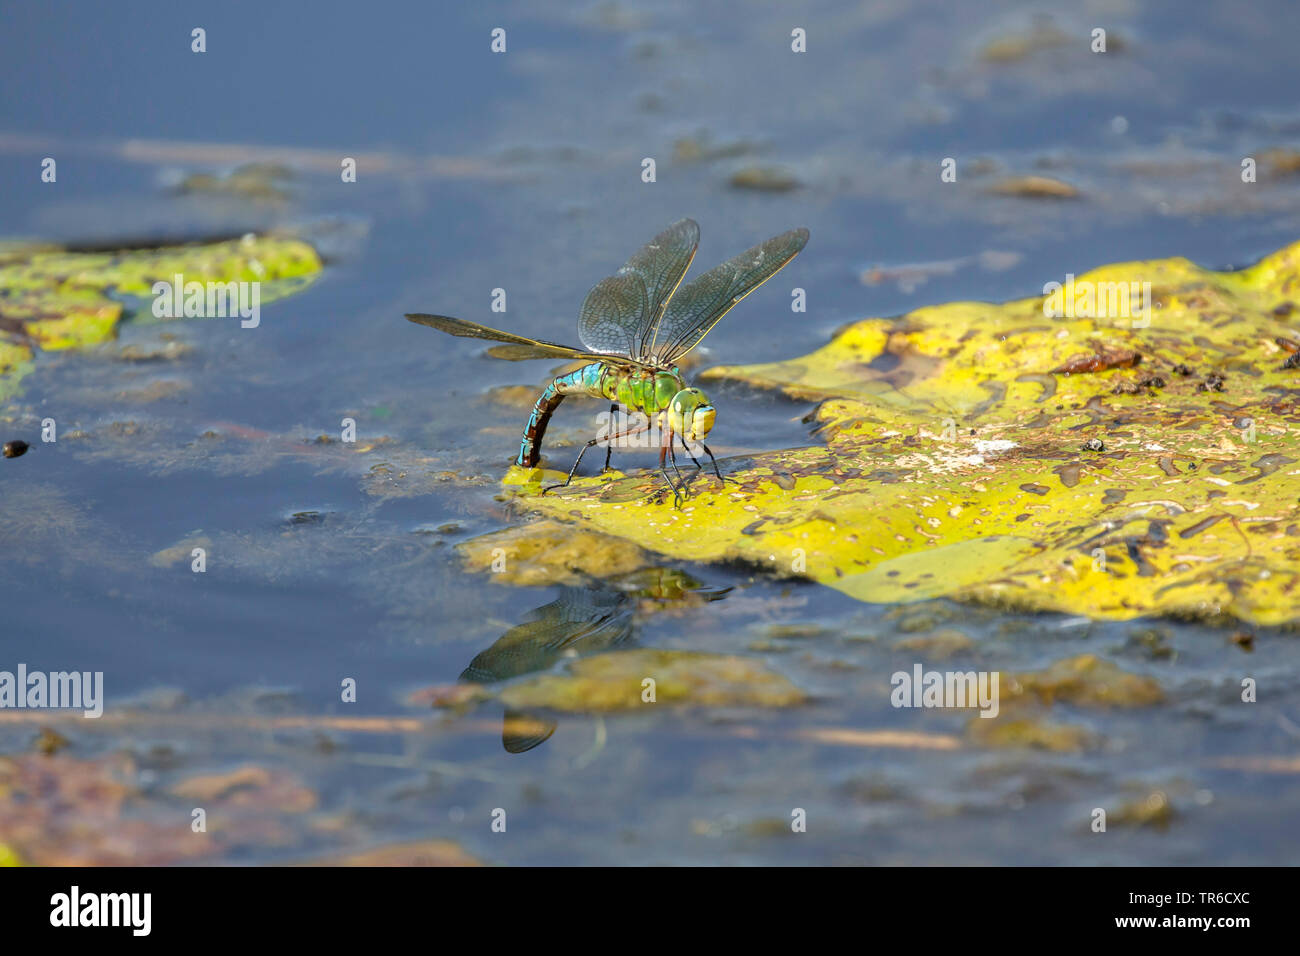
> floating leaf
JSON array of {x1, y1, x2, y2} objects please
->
[
  {"x1": 498, "y1": 648, "x2": 806, "y2": 712},
  {"x1": 1109, "y1": 790, "x2": 1175, "y2": 829},
  {"x1": 1004, "y1": 654, "x2": 1164, "y2": 708},
  {"x1": 516, "y1": 239, "x2": 1300, "y2": 626},
  {"x1": 894, "y1": 628, "x2": 975, "y2": 659},
  {"x1": 968, "y1": 716, "x2": 1094, "y2": 752},
  {"x1": 988, "y1": 175, "x2": 1080, "y2": 198},
  {"x1": 456, "y1": 519, "x2": 653, "y2": 586},
  {"x1": 0, "y1": 235, "x2": 321, "y2": 395},
  {"x1": 0, "y1": 340, "x2": 32, "y2": 402}
]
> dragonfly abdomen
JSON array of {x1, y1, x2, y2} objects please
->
[{"x1": 516, "y1": 363, "x2": 607, "y2": 467}]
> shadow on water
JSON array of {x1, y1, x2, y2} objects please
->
[{"x1": 459, "y1": 568, "x2": 729, "y2": 754}]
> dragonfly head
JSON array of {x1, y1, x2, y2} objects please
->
[{"x1": 669, "y1": 388, "x2": 716, "y2": 443}]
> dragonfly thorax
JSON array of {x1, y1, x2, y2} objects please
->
[
  {"x1": 598, "y1": 366, "x2": 684, "y2": 417},
  {"x1": 594, "y1": 366, "x2": 714, "y2": 441}
]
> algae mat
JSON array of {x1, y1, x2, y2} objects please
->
[
  {"x1": 0, "y1": 235, "x2": 321, "y2": 401},
  {"x1": 510, "y1": 240, "x2": 1300, "y2": 627}
]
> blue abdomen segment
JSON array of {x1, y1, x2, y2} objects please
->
[{"x1": 516, "y1": 364, "x2": 605, "y2": 467}]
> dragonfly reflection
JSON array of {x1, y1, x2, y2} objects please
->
[{"x1": 461, "y1": 569, "x2": 729, "y2": 753}]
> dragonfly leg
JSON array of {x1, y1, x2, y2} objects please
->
[
  {"x1": 680, "y1": 434, "x2": 704, "y2": 472},
  {"x1": 658, "y1": 464, "x2": 684, "y2": 509},
  {"x1": 702, "y1": 442, "x2": 739, "y2": 485},
  {"x1": 602, "y1": 403, "x2": 617, "y2": 471},
  {"x1": 675, "y1": 434, "x2": 704, "y2": 496},
  {"x1": 544, "y1": 421, "x2": 648, "y2": 494},
  {"x1": 658, "y1": 425, "x2": 684, "y2": 508},
  {"x1": 667, "y1": 435, "x2": 686, "y2": 486}
]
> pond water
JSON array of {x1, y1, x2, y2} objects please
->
[{"x1": 2, "y1": 0, "x2": 1299, "y2": 865}]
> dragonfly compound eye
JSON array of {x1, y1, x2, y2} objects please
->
[
  {"x1": 689, "y1": 403, "x2": 716, "y2": 441},
  {"x1": 669, "y1": 388, "x2": 714, "y2": 440}
]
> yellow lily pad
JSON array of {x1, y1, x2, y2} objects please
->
[
  {"x1": 0, "y1": 235, "x2": 321, "y2": 398},
  {"x1": 0, "y1": 340, "x2": 33, "y2": 403},
  {"x1": 517, "y1": 239, "x2": 1300, "y2": 626},
  {"x1": 498, "y1": 648, "x2": 807, "y2": 712}
]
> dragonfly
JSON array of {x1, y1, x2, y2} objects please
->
[{"x1": 406, "y1": 219, "x2": 809, "y2": 505}]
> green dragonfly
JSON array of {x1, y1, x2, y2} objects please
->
[{"x1": 406, "y1": 219, "x2": 809, "y2": 505}]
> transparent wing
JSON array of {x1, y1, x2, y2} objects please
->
[
  {"x1": 649, "y1": 227, "x2": 809, "y2": 364},
  {"x1": 405, "y1": 313, "x2": 653, "y2": 368},
  {"x1": 575, "y1": 274, "x2": 649, "y2": 358},
  {"x1": 577, "y1": 218, "x2": 700, "y2": 359}
]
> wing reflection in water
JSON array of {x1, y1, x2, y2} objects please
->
[{"x1": 460, "y1": 569, "x2": 729, "y2": 753}]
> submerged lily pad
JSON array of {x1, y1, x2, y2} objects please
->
[
  {"x1": 968, "y1": 716, "x2": 1094, "y2": 752},
  {"x1": 305, "y1": 839, "x2": 483, "y2": 867},
  {"x1": 0, "y1": 753, "x2": 215, "y2": 865},
  {"x1": 1004, "y1": 654, "x2": 1164, "y2": 708},
  {"x1": 457, "y1": 519, "x2": 653, "y2": 586},
  {"x1": 498, "y1": 648, "x2": 807, "y2": 712},
  {"x1": 517, "y1": 239, "x2": 1300, "y2": 626}
]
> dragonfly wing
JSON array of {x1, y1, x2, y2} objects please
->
[
  {"x1": 620, "y1": 218, "x2": 700, "y2": 359},
  {"x1": 484, "y1": 342, "x2": 642, "y2": 367},
  {"x1": 649, "y1": 227, "x2": 809, "y2": 364},
  {"x1": 406, "y1": 313, "x2": 653, "y2": 368},
  {"x1": 575, "y1": 274, "x2": 649, "y2": 358},
  {"x1": 578, "y1": 218, "x2": 700, "y2": 360}
]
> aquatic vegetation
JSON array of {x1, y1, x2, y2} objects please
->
[
  {"x1": 172, "y1": 162, "x2": 296, "y2": 203},
  {"x1": 988, "y1": 175, "x2": 1079, "y2": 198},
  {"x1": 497, "y1": 648, "x2": 807, "y2": 712},
  {"x1": 1108, "y1": 790, "x2": 1175, "y2": 829},
  {"x1": 306, "y1": 840, "x2": 483, "y2": 867},
  {"x1": 0, "y1": 234, "x2": 321, "y2": 397},
  {"x1": 0, "y1": 747, "x2": 459, "y2": 865},
  {"x1": 519, "y1": 239, "x2": 1300, "y2": 626},
  {"x1": 967, "y1": 654, "x2": 1163, "y2": 752},
  {"x1": 0, "y1": 752, "x2": 216, "y2": 865},
  {"x1": 729, "y1": 166, "x2": 801, "y2": 192},
  {"x1": 0, "y1": 339, "x2": 33, "y2": 403},
  {"x1": 1004, "y1": 654, "x2": 1164, "y2": 708},
  {"x1": 447, "y1": 564, "x2": 733, "y2": 749},
  {"x1": 169, "y1": 764, "x2": 317, "y2": 814},
  {"x1": 456, "y1": 520, "x2": 653, "y2": 586},
  {"x1": 967, "y1": 716, "x2": 1095, "y2": 752},
  {"x1": 893, "y1": 629, "x2": 976, "y2": 659}
]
